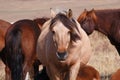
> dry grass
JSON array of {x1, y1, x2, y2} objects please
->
[{"x1": 88, "y1": 31, "x2": 120, "y2": 80}]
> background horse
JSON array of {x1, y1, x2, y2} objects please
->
[
  {"x1": 77, "y1": 9, "x2": 120, "y2": 55},
  {"x1": 77, "y1": 64, "x2": 100, "y2": 80},
  {"x1": 33, "y1": 17, "x2": 50, "y2": 29},
  {"x1": 0, "y1": 19, "x2": 11, "y2": 52},
  {"x1": 110, "y1": 68, "x2": 120, "y2": 80},
  {"x1": 37, "y1": 9, "x2": 92, "y2": 80},
  {"x1": 1, "y1": 19, "x2": 40, "y2": 80}
]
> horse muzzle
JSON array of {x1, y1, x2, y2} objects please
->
[{"x1": 56, "y1": 51, "x2": 68, "y2": 61}]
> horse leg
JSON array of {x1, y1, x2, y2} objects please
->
[
  {"x1": 23, "y1": 62, "x2": 31, "y2": 80},
  {"x1": 5, "y1": 66, "x2": 11, "y2": 80},
  {"x1": 68, "y1": 62, "x2": 80, "y2": 80},
  {"x1": 46, "y1": 66, "x2": 59, "y2": 80},
  {"x1": 32, "y1": 58, "x2": 41, "y2": 79}
]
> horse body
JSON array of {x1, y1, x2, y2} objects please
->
[
  {"x1": 110, "y1": 69, "x2": 120, "y2": 80},
  {"x1": 1, "y1": 19, "x2": 40, "y2": 80},
  {"x1": 0, "y1": 19, "x2": 11, "y2": 51},
  {"x1": 77, "y1": 64, "x2": 100, "y2": 80},
  {"x1": 37, "y1": 9, "x2": 92, "y2": 80},
  {"x1": 77, "y1": 9, "x2": 120, "y2": 55}
]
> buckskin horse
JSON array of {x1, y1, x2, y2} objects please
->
[
  {"x1": 37, "y1": 9, "x2": 92, "y2": 80},
  {"x1": 1, "y1": 19, "x2": 40, "y2": 80},
  {"x1": 77, "y1": 9, "x2": 120, "y2": 55}
]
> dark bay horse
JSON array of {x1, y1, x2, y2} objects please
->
[
  {"x1": 1, "y1": 19, "x2": 40, "y2": 80},
  {"x1": 37, "y1": 9, "x2": 92, "y2": 80},
  {"x1": 77, "y1": 9, "x2": 120, "y2": 55},
  {"x1": 0, "y1": 19, "x2": 11, "y2": 51}
]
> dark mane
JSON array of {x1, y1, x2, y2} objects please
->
[{"x1": 50, "y1": 13, "x2": 80, "y2": 41}]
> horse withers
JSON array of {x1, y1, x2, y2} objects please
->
[
  {"x1": 1, "y1": 19, "x2": 40, "y2": 80},
  {"x1": 77, "y1": 9, "x2": 120, "y2": 55},
  {"x1": 37, "y1": 9, "x2": 92, "y2": 80}
]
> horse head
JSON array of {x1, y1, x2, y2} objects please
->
[
  {"x1": 77, "y1": 9, "x2": 98, "y2": 35},
  {"x1": 49, "y1": 9, "x2": 80, "y2": 61}
]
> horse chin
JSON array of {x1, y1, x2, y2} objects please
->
[{"x1": 56, "y1": 52, "x2": 68, "y2": 61}]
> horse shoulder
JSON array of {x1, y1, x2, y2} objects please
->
[
  {"x1": 37, "y1": 20, "x2": 51, "y2": 66},
  {"x1": 77, "y1": 22, "x2": 93, "y2": 64}
]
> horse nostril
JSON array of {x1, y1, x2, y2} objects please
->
[{"x1": 56, "y1": 52, "x2": 68, "y2": 61}]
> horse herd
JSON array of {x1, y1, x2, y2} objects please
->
[{"x1": 0, "y1": 8, "x2": 119, "y2": 80}]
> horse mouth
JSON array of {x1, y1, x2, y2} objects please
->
[{"x1": 56, "y1": 52, "x2": 68, "y2": 61}]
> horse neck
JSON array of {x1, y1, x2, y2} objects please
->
[{"x1": 95, "y1": 10, "x2": 113, "y2": 36}]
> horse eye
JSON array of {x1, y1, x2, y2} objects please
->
[
  {"x1": 68, "y1": 31, "x2": 71, "y2": 34},
  {"x1": 52, "y1": 31, "x2": 55, "y2": 34}
]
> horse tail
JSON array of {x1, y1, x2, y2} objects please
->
[{"x1": 5, "y1": 27, "x2": 24, "y2": 80}]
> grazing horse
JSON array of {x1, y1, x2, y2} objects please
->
[
  {"x1": 37, "y1": 9, "x2": 92, "y2": 80},
  {"x1": 110, "y1": 69, "x2": 120, "y2": 80},
  {"x1": 1, "y1": 19, "x2": 40, "y2": 80},
  {"x1": 77, "y1": 9, "x2": 120, "y2": 55},
  {"x1": 0, "y1": 19, "x2": 11, "y2": 51}
]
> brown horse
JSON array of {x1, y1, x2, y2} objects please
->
[
  {"x1": 1, "y1": 19, "x2": 40, "y2": 80},
  {"x1": 0, "y1": 19, "x2": 11, "y2": 51},
  {"x1": 77, "y1": 9, "x2": 120, "y2": 55},
  {"x1": 77, "y1": 64, "x2": 100, "y2": 80},
  {"x1": 37, "y1": 9, "x2": 92, "y2": 80},
  {"x1": 33, "y1": 17, "x2": 50, "y2": 29},
  {"x1": 110, "y1": 69, "x2": 120, "y2": 80}
]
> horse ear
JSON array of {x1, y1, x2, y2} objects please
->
[
  {"x1": 50, "y1": 8, "x2": 56, "y2": 18},
  {"x1": 84, "y1": 8, "x2": 87, "y2": 12},
  {"x1": 91, "y1": 8, "x2": 95, "y2": 13},
  {"x1": 67, "y1": 9, "x2": 73, "y2": 18}
]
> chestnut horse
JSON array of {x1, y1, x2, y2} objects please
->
[
  {"x1": 77, "y1": 9, "x2": 120, "y2": 55},
  {"x1": 1, "y1": 19, "x2": 40, "y2": 80},
  {"x1": 77, "y1": 64, "x2": 100, "y2": 80},
  {"x1": 0, "y1": 19, "x2": 11, "y2": 51},
  {"x1": 37, "y1": 9, "x2": 92, "y2": 80},
  {"x1": 110, "y1": 69, "x2": 120, "y2": 80}
]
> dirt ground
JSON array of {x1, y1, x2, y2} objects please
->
[{"x1": 0, "y1": 0, "x2": 120, "y2": 80}]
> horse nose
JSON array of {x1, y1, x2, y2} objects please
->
[{"x1": 56, "y1": 51, "x2": 68, "y2": 61}]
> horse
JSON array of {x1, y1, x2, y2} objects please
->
[
  {"x1": 0, "y1": 19, "x2": 40, "y2": 80},
  {"x1": 33, "y1": 17, "x2": 50, "y2": 29},
  {"x1": 77, "y1": 64, "x2": 100, "y2": 80},
  {"x1": 37, "y1": 9, "x2": 92, "y2": 80},
  {"x1": 110, "y1": 69, "x2": 120, "y2": 80},
  {"x1": 0, "y1": 19, "x2": 11, "y2": 52},
  {"x1": 77, "y1": 9, "x2": 120, "y2": 55}
]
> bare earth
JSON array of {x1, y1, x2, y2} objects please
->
[{"x1": 0, "y1": 0, "x2": 120, "y2": 80}]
